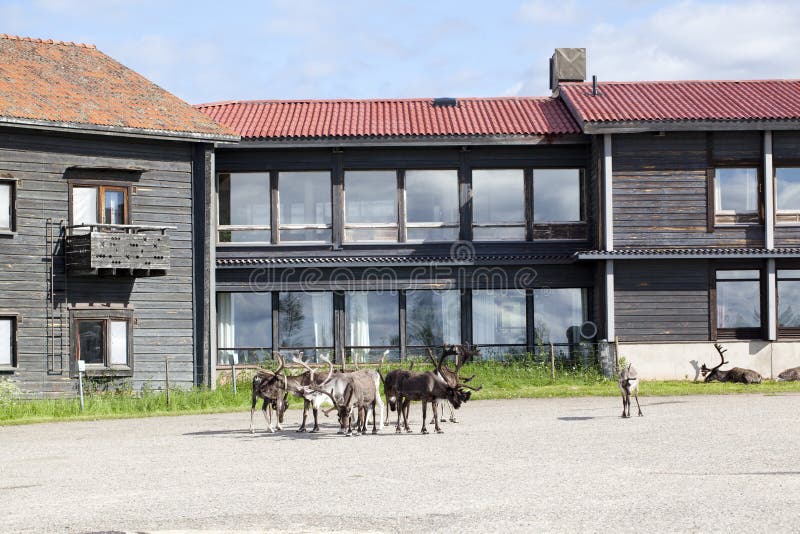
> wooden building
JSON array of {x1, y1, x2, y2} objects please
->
[{"x1": 0, "y1": 35, "x2": 236, "y2": 397}]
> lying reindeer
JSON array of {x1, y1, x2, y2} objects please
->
[
  {"x1": 777, "y1": 366, "x2": 800, "y2": 381},
  {"x1": 296, "y1": 355, "x2": 384, "y2": 433},
  {"x1": 380, "y1": 351, "x2": 471, "y2": 434},
  {"x1": 618, "y1": 362, "x2": 642, "y2": 418},
  {"x1": 700, "y1": 343, "x2": 762, "y2": 384},
  {"x1": 313, "y1": 371, "x2": 380, "y2": 436}
]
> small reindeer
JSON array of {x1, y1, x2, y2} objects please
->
[
  {"x1": 700, "y1": 343, "x2": 763, "y2": 384},
  {"x1": 618, "y1": 363, "x2": 642, "y2": 418},
  {"x1": 777, "y1": 366, "x2": 800, "y2": 381}
]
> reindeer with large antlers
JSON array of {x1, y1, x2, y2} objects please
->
[
  {"x1": 249, "y1": 354, "x2": 290, "y2": 433},
  {"x1": 427, "y1": 344, "x2": 482, "y2": 424},
  {"x1": 700, "y1": 343, "x2": 763, "y2": 384}
]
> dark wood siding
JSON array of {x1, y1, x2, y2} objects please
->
[
  {"x1": 612, "y1": 132, "x2": 764, "y2": 248},
  {"x1": 0, "y1": 126, "x2": 197, "y2": 397},
  {"x1": 615, "y1": 260, "x2": 710, "y2": 342}
]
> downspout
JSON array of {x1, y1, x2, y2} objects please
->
[
  {"x1": 208, "y1": 148, "x2": 218, "y2": 389},
  {"x1": 764, "y1": 132, "x2": 776, "y2": 379},
  {"x1": 603, "y1": 134, "x2": 615, "y2": 342}
]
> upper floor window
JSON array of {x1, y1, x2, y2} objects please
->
[
  {"x1": 472, "y1": 169, "x2": 526, "y2": 240},
  {"x1": 0, "y1": 178, "x2": 15, "y2": 232},
  {"x1": 72, "y1": 184, "x2": 129, "y2": 229},
  {"x1": 775, "y1": 167, "x2": 800, "y2": 224},
  {"x1": 533, "y1": 169, "x2": 583, "y2": 222},
  {"x1": 713, "y1": 168, "x2": 759, "y2": 224},
  {"x1": 344, "y1": 171, "x2": 398, "y2": 242},
  {"x1": 218, "y1": 173, "x2": 270, "y2": 244},
  {"x1": 405, "y1": 170, "x2": 459, "y2": 242},
  {"x1": 715, "y1": 269, "x2": 761, "y2": 339},
  {"x1": 278, "y1": 171, "x2": 331, "y2": 243},
  {"x1": 0, "y1": 316, "x2": 16, "y2": 368}
]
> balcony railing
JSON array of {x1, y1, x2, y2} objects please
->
[{"x1": 65, "y1": 224, "x2": 172, "y2": 276}]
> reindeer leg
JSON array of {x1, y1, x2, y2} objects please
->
[
  {"x1": 375, "y1": 393, "x2": 385, "y2": 431},
  {"x1": 620, "y1": 392, "x2": 628, "y2": 419},
  {"x1": 266, "y1": 402, "x2": 275, "y2": 432},
  {"x1": 634, "y1": 391, "x2": 643, "y2": 417},
  {"x1": 433, "y1": 401, "x2": 443, "y2": 434},
  {"x1": 421, "y1": 401, "x2": 429, "y2": 434},
  {"x1": 395, "y1": 397, "x2": 403, "y2": 434},
  {"x1": 448, "y1": 400, "x2": 458, "y2": 423},
  {"x1": 404, "y1": 400, "x2": 413, "y2": 433},
  {"x1": 372, "y1": 401, "x2": 378, "y2": 434},
  {"x1": 297, "y1": 399, "x2": 308, "y2": 433},
  {"x1": 311, "y1": 401, "x2": 321, "y2": 433}
]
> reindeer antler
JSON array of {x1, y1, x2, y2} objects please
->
[{"x1": 713, "y1": 343, "x2": 730, "y2": 366}]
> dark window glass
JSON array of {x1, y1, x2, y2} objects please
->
[
  {"x1": 534, "y1": 288, "x2": 588, "y2": 344},
  {"x1": 716, "y1": 270, "x2": 761, "y2": 329},
  {"x1": 472, "y1": 289, "x2": 526, "y2": 347},
  {"x1": 78, "y1": 320, "x2": 105, "y2": 364},
  {"x1": 218, "y1": 173, "x2": 270, "y2": 243},
  {"x1": 406, "y1": 290, "x2": 461, "y2": 347},
  {"x1": 472, "y1": 170, "x2": 525, "y2": 240},
  {"x1": 778, "y1": 270, "x2": 800, "y2": 328}
]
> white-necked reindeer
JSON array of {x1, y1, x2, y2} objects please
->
[{"x1": 618, "y1": 363, "x2": 642, "y2": 418}]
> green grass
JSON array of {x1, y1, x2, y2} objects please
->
[{"x1": 2, "y1": 361, "x2": 799, "y2": 425}]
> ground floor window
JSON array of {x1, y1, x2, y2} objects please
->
[
  {"x1": 279, "y1": 292, "x2": 333, "y2": 359},
  {"x1": 346, "y1": 291, "x2": 400, "y2": 363},
  {"x1": 715, "y1": 269, "x2": 762, "y2": 339},
  {"x1": 472, "y1": 289, "x2": 527, "y2": 357},
  {"x1": 0, "y1": 316, "x2": 16, "y2": 367},
  {"x1": 217, "y1": 292, "x2": 272, "y2": 364},
  {"x1": 71, "y1": 309, "x2": 133, "y2": 372},
  {"x1": 778, "y1": 269, "x2": 800, "y2": 336},
  {"x1": 405, "y1": 289, "x2": 461, "y2": 353}
]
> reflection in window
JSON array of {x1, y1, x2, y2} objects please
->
[
  {"x1": 406, "y1": 290, "x2": 461, "y2": 347},
  {"x1": 279, "y1": 171, "x2": 331, "y2": 242},
  {"x1": 345, "y1": 171, "x2": 397, "y2": 242},
  {"x1": 715, "y1": 168, "x2": 758, "y2": 213},
  {"x1": 472, "y1": 289, "x2": 526, "y2": 357},
  {"x1": 78, "y1": 320, "x2": 104, "y2": 364},
  {"x1": 534, "y1": 288, "x2": 588, "y2": 344},
  {"x1": 406, "y1": 170, "x2": 459, "y2": 242},
  {"x1": 776, "y1": 168, "x2": 800, "y2": 212},
  {"x1": 534, "y1": 169, "x2": 582, "y2": 222},
  {"x1": 217, "y1": 292, "x2": 272, "y2": 364},
  {"x1": 716, "y1": 270, "x2": 761, "y2": 330},
  {"x1": 346, "y1": 291, "x2": 399, "y2": 362},
  {"x1": 75, "y1": 318, "x2": 131, "y2": 367},
  {"x1": 279, "y1": 292, "x2": 333, "y2": 358},
  {"x1": 778, "y1": 270, "x2": 800, "y2": 328},
  {"x1": 472, "y1": 170, "x2": 525, "y2": 240},
  {"x1": 218, "y1": 173, "x2": 270, "y2": 243}
]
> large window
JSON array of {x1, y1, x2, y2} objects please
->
[
  {"x1": 472, "y1": 170, "x2": 525, "y2": 240},
  {"x1": 344, "y1": 171, "x2": 398, "y2": 242},
  {"x1": 714, "y1": 168, "x2": 759, "y2": 224},
  {"x1": 533, "y1": 169, "x2": 582, "y2": 222},
  {"x1": 0, "y1": 316, "x2": 16, "y2": 368},
  {"x1": 217, "y1": 292, "x2": 272, "y2": 364},
  {"x1": 346, "y1": 291, "x2": 400, "y2": 362},
  {"x1": 218, "y1": 173, "x2": 271, "y2": 243},
  {"x1": 405, "y1": 170, "x2": 459, "y2": 241},
  {"x1": 278, "y1": 292, "x2": 333, "y2": 359},
  {"x1": 533, "y1": 288, "x2": 588, "y2": 345},
  {"x1": 72, "y1": 310, "x2": 133, "y2": 372},
  {"x1": 776, "y1": 168, "x2": 800, "y2": 223},
  {"x1": 72, "y1": 184, "x2": 129, "y2": 231},
  {"x1": 406, "y1": 290, "x2": 461, "y2": 350},
  {"x1": 278, "y1": 171, "x2": 331, "y2": 242},
  {"x1": 472, "y1": 289, "x2": 527, "y2": 356},
  {"x1": 715, "y1": 270, "x2": 762, "y2": 338},
  {"x1": 0, "y1": 179, "x2": 15, "y2": 232},
  {"x1": 778, "y1": 269, "x2": 800, "y2": 334}
]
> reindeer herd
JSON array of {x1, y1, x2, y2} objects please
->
[{"x1": 249, "y1": 344, "x2": 481, "y2": 436}]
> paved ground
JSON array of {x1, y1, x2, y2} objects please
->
[{"x1": 1, "y1": 394, "x2": 800, "y2": 533}]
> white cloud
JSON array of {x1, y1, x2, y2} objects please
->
[{"x1": 518, "y1": 0, "x2": 580, "y2": 25}]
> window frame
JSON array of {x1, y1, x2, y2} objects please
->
[
  {"x1": 216, "y1": 291, "x2": 273, "y2": 365},
  {"x1": 277, "y1": 291, "x2": 335, "y2": 359},
  {"x1": 343, "y1": 169, "x2": 401, "y2": 243},
  {"x1": 70, "y1": 308, "x2": 134, "y2": 376},
  {"x1": 69, "y1": 181, "x2": 132, "y2": 229},
  {"x1": 216, "y1": 172, "x2": 273, "y2": 245},
  {"x1": 276, "y1": 170, "x2": 333, "y2": 244},
  {"x1": 774, "y1": 165, "x2": 800, "y2": 225},
  {"x1": 711, "y1": 265, "x2": 764, "y2": 340},
  {"x1": 403, "y1": 169, "x2": 461, "y2": 243},
  {"x1": 710, "y1": 166, "x2": 762, "y2": 226},
  {"x1": 470, "y1": 168, "x2": 527, "y2": 241},
  {"x1": 0, "y1": 175, "x2": 17, "y2": 234},
  {"x1": 776, "y1": 266, "x2": 800, "y2": 338},
  {"x1": 0, "y1": 314, "x2": 19, "y2": 370}
]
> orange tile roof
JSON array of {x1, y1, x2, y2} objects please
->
[
  {"x1": 0, "y1": 34, "x2": 237, "y2": 140},
  {"x1": 195, "y1": 97, "x2": 581, "y2": 140}
]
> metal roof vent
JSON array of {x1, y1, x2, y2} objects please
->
[
  {"x1": 432, "y1": 97, "x2": 458, "y2": 107},
  {"x1": 549, "y1": 48, "x2": 586, "y2": 92}
]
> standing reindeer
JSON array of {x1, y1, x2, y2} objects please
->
[
  {"x1": 250, "y1": 354, "x2": 290, "y2": 433},
  {"x1": 427, "y1": 344, "x2": 481, "y2": 424},
  {"x1": 618, "y1": 362, "x2": 642, "y2": 418},
  {"x1": 700, "y1": 343, "x2": 763, "y2": 384}
]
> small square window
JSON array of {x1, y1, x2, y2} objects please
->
[
  {"x1": 71, "y1": 184, "x2": 130, "y2": 233},
  {"x1": 713, "y1": 168, "x2": 760, "y2": 225},
  {"x1": 0, "y1": 316, "x2": 17, "y2": 368},
  {"x1": 72, "y1": 310, "x2": 133, "y2": 373}
]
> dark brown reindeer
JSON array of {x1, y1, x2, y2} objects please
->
[
  {"x1": 427, "y1": 344, "x2": 481, "y2": 424},
  {"x1": 778, "y1": 366, "x2": 800, "y2": 381},
  {"x1": 249, "y1": 355, "x2": 289, "y2": 433},
  {"x1": 700, "y1": 343, "x2": 763, "y2": 384}
]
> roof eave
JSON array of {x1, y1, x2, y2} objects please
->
[
  {"x1": 218, "y1": 133, "x2": 588, "y2": 149},
  {"x1": 576, "y1": 249, "x2": 800, "y2": 260},
  {"x1": 0, "y1": 115, "x2": 240, "y2": 143},
  {"x1": 581, "y1": 119, "x2": 800, "y2": 134}
]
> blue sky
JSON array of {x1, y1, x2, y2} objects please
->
[{"x1": 2, "y1": 0, "x2": 799, "y2": 104}]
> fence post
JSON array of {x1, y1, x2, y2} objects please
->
[
  {"x1": 231, "y1": 362, "x2": 238, "y2": 396},
  {"x1": 549, "y1": 343, "x2": 556, "y2": 381},
  {"x1": 165, "y1": 358, "x2": 171, "y2": 407},
  {"x1": 614, "y1": 336, "x2": 621, "y2": 375}
]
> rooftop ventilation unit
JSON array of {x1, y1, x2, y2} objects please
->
[
  {"x1": 432, "y1": 97, "x2": 458, "y2": 107},
  {"x1": 550, "y1": 48, "x2": 586, "y2": 92}
]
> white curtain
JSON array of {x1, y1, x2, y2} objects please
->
[
  {"x1": 0, "y1": 184, "x2": 10, "y2": 230},
  {"x1": 472, "y1": 290, "x2": 496, "y2": 345},
  {"x1": 440, "y1": 290, "x2": 460, "y2": 344},
  {"x1": 0, "y1": 318, "x2": 11, "y2": 366},
  {"x1": 348, "y1": 292, "x2": 370, "y2": 363},
  {"x1": 109, "y1": 321, "x2": 128, "y2": 365},
  {"x1": 73, "y1": 187, "x2": 98, "y2": 229},
  {"x1": 217, "y1": 293, "x2": 235, "y2": 364},
  {"x1": 311, "y1": 292, "x2": 333, "y2": 348}
]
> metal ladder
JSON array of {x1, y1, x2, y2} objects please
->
[{"x1": 45, "y1": 219, "x2": 67, "y2": 375}]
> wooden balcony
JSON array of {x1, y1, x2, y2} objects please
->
[{"x1": 65, "y1": 224, "x2": 171, "y2": 276}]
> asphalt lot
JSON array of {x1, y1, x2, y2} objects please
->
[{"x1": 1, "y1": 394, "x2": 800, "y2": 533}]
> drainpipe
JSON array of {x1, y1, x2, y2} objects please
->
[
  {"x1": 603, "y1": 134, "x2": 615, "y2": 341},
  {"x1": 764, "y1": 132, "x2": 777, "y2": 346},
  {"x1": 208, "y1": 148, "x2": 218, "y2": 390}
]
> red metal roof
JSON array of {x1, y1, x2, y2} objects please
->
[
  {"x1": 559, "y1": 80, "x2": 800, "y2": 124},
  {"x1": 0, "y1": 34, "x2": 237, "y2": 140},
  {"x1": 195, "y1": 97, "x2": 581, "y2": 140}
]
